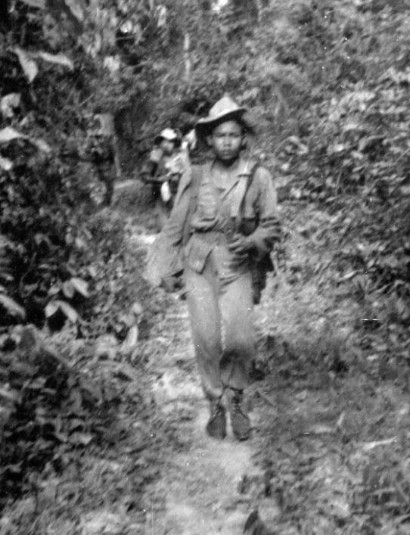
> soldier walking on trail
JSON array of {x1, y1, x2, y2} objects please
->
[
  {"x1": 148, "y1": 95, "x2": 281, "y2": 441},
  {"x1": 142, "y1": 128, "x2": 189, "y2": 229}
]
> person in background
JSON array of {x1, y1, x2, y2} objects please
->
[
  {"x1": 88, "y1": 129, "x2": 116, "y2": 206},
  {"x1": 142, "y1": 128, "x2": 188, "y2": 229},
  {"x1": 64, "y1": 113, "x2": 118, "y2": 207},
  {"x1": 147, "y1": 95, "x2": 281, "y2": 441}
]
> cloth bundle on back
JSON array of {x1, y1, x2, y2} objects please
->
[{"x1": 146, "y1": 95, "x2": 281, "y2": 441}]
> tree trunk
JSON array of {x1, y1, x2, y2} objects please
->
[
  {"x1": 0, "y1": 0, "x2": 10, "y2": 33},
  {"x1": 184, "y1": 33, "x2": 191, "y2": 84}
]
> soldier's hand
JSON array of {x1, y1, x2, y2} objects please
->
[
  {"x1": 228, "y1": 234, "x2": 253, "y2": 255},
  {"x1": 227, "y1": 235, "x2": 253, "y2": 267}
]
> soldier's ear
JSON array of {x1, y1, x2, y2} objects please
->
[{"x1": 206, "y1": 135, "x2": 213, "y2": 147}]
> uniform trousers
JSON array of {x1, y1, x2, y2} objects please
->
[{"x1": 185, "y1": 245, "x2": 255, "y2": 401}]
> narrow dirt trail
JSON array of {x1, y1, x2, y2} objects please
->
[
  {"x1": 143, "y1": 290, "x2": 272, "y2": 535},
  {"x1": 114, "y1": 185, "x2": 280, "y2": 534},
  {"x1": 126, "y1": 196, "x2": 410, "y2": 535},
  {"x1": 127, "y1": 198, "x2": 340, "y2": 535}
]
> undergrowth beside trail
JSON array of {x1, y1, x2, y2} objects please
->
[
  {"x1": 250, "y1": 201, "x2": 410, "y2": 534},
  {"x1": 0, "y1": 197, "x2": 174, "y2": 533}
]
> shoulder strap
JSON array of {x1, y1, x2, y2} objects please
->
[
  {"x1": 235, "y1": 162, "x2": 259, "y2": 231},
  {"x1": 182, "y1": 164, "x2": 203, "y2": 247}
]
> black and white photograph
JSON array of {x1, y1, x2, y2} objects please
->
[{"x1": 1, "y1": 1, "x2": 410, "y2": 533}]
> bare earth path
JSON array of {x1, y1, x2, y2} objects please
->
[
  {"x1": 129, "y1": 204, "x2": 356, "y2": 535},
  {"x1": 141, "y1": 287, "x2": 273, "y2": 535}
]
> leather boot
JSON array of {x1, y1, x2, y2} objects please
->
[
  {"x1": 230, "y1": 389, "x2": 251, "y2": 441},
  {"x1": 206, "y1": 398, "x2": 227, "y2": 440}
]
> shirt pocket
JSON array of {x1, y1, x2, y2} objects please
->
[{"x1": 196, "y1": 183, "x2": 220, "y2": 222}]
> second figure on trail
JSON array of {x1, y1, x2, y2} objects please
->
[
  {"x1": 142, "y1": 128, "x2": 189, "y2": 229},
  {"x1": 148, "y1": 95, "x2": 281, "y2": 441}
]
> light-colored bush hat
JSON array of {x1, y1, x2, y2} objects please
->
[
  {"x1": 195, "y1": 94, "x2": 256, "y2": 141},
  {"x1": 154, "y1": 128, "x2": 181, "y2": 146}
]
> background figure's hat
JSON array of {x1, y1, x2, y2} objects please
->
[
  {"x1": 154, "y1": 128, "x2": 181, "y2": 146},
  {"x1": 195, "y1": 95, "x2": 256, "y2": 141}
]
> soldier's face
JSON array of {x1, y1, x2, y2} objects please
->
[
  {"x1": 160, "y1": 139, "x2": 176, "y2": 156},
  {"x1": 208, "y1": 120, "x2": 244, "y2": 164}
]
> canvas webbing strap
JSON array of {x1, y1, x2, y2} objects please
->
[
  {"x1": 182, "y1": 165, "x2": 203, "y2": 247},
  {"x1": 235, "y1": 162, "x2": 259, "y2": 231},
  {"x1": 181, "y1": 161, "x2": 260, "y2": 245}
]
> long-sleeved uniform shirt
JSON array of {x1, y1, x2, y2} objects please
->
[{"x1": 146, "y1": 157, "x2": 280, "y2": 286}]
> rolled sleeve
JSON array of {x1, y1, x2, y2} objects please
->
[{"x1": 145, "y1": 180, "x2": 191, "y2": 285}]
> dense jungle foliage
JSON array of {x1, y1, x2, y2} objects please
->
[
  {"x1": 1, "y1": 0, "x2": 410, "y2": 334},
  {"x1": 1, "y1": 0, "x2": 410, "y2": 532}
]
